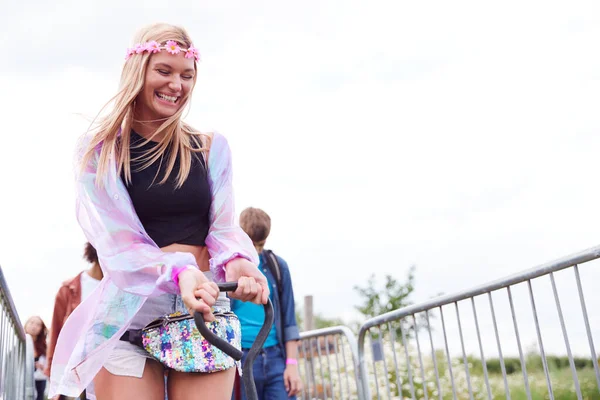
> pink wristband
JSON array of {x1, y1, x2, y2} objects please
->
[
  {"x1": 286, "y1": 358, "x2": 298, "y2": 365},
  {"x1": 172, "y1": 265, "x2": 194, "y2": 285}
]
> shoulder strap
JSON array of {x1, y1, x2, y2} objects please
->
[{"x1": 263, "y1": 249, "x2": 283, "y2": 296}]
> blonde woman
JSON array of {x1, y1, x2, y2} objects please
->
[{"x1": 49, "y1": 23, "x2": 269, "y2": 400}]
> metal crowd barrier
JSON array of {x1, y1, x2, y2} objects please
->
[
  {"x1": 0, "y1": 265, "x2": 34, "y2": 400},
  {"x1": 3, "y1": 245, "x2": 599, "y2": 400},
  {"x1": 298, "y1": 326, "x2": 364, "y2": 400},
  {"x1": 357, "y1": 245, "x2": 600, "y2": 400}
]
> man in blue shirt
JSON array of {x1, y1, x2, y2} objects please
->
[{"x1": 231, "y1": 207, "x2": 302, "y2": 400}]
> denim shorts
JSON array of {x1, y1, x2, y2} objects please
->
[{"x1": 103, "y1": 271, "x2": 231, "y2": 377}]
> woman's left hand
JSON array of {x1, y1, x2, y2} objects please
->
[{"x1": 225, "y1": 257, "x2": 270, "y2": 304}]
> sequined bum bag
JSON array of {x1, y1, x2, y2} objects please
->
[
  {"x1": 120, "y1": 282, "x2": 273, "y2": 383},
  {"x1": 73, "y1": 310, "x2": 229, "y2": 400},
  {"x1": 120, "y1": 308, "x2": 241, "y2": 373}
]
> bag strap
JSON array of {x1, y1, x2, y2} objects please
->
[
  {"x1": 262, "y1": 249, "x2": 283, "y2": 296},
  {"x1": 120, "y1": 329, "x2": 143, "y2": 348}
]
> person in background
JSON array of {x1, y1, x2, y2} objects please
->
[
  {"x1": 45, "y1": 242, "x2": 103, "y2": 399},
  {"x1": 24, "y1": 316, "x2": 49, "y2": 400},
  {"x1": 231, "y1": 207, "x2": 303, "y2": 400}
]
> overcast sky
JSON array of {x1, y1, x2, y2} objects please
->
[{"x1": 1, "y1": 0, "x2": 599, "y2": 358}]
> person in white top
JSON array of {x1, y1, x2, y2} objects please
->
[
  {"x1": 46, "y1": 243, "x2": 103, "y2": 399},
  {"x1": 80, "y1": 261, "x2": 102, "y2": 301},
  {"x1": 24, "y1": 316, "x2": 49, "y2": 400}
]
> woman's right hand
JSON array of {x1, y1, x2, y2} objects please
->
[{"x1": 178, "y1": 267, "x2": 219, "y2": 322}]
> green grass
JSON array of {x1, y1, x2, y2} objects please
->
[
  {"x1": 450, "y1": 368, "x2": 600, "y2": 400},
  {"x1": 498, "y1": 368, "x2": 600, "y2": 400}
]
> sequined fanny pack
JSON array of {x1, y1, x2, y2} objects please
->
[
  {"x1": 120, "y1": 310, "x2": 241, "y2": 373},
  {"x1": 122, "y1": 282, "x2": 274, "y2": 400}
]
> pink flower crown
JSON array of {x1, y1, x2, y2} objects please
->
[{"x1": 125, "y1": 40, "x2": 200, "y2": 62}]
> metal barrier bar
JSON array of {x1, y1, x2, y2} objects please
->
[
  {"x1": 574, "y1": 265, "x2": 600, "y2": 388},
  {"x1": 455, "y1": 302, "x2": 474, "y2": 400},
  {"x1": 528, "y1": 280, "x2": 554, "y2": 399},
  {"x1": 338, "y1": 335, "x2": 352, "y2": 398},
  {"x1": 300, "y1": 340, "x2": 312, "y2": 400},
  {"x1": 507, "y1": 286, "x2": 531, "y2": 400},
  {"x1": 0, "y1": 265, "x2": 34, "y2": 400},
  {"x1": 1, "y1": 311, "x2": 6, "y2": 377},
  {"x1": 332, "y1": 336, "x2": 344, "y2": 399},
  {"x1": 425, "y1": 311, "x2": 442, "y2": 400},
  {"x1": 387, "y1": 323, "x2": 403, "y2": 399},
  {"x1": 315, "y1": 337, "x2": 328, "y2": 399},
  {"x1": 0, "y1": 268, "x2": 25, "y2": 342},
  {"x1": 399, "y1": 321, "x2": 416, "y2": 400},
  {"x1": 439, "y1": 306, "x2": 457, "y2": 400},
  {"x1": 471, "y1": 298, "x2": 492, "y2": 400},
  {"x1": 299, "y1": 326, "x2": 362, "y2": 400},
  {"x1": 356, "y1": 244, "x2": 600, "y2": 400},
  {"x1": 377, "y1": 327, "x2": 392, "y2": 399},
  {"x1": 412, "y1": 314, "x2": 429, "y2": 400},
  {"x1": 25, "y1": 335, "x2": 35, "y2": 400},
  {"x1": 489, "y1": 292, "x2": 510, "y2": 399},
  {"x1": 324, "y1": 334, "x2": 334, "y2": 400},
  {"x1": 550, "y1": 272, "x2": 582, "y2": 400},
  {"x1": 369, "y1": 334, "x2": 380, "y2": 400},
  {"x1": 359, "y1": 245, "x2": 600, "y2": 331}
]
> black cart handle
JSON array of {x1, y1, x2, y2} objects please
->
[{"x1": 194, "y1": 281, "x2": 274, "y2": 400}]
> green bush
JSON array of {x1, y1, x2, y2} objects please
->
[
  {"x1": 486, "y1": 357, "x2": 522, "y2": 375},
  {"x1": 484, "y1": 355, "x2": 597, "y2": 375}
]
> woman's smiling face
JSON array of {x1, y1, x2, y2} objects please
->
[{"x1": 136, "y1": 50, "x2": 196, "y2": 121}]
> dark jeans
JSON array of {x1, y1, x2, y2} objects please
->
[
  {"x1": 35, "y1": 380, "x2": 46, "y2": 400},
  {"x1": 238, "y1": 345, "x2": 295, "y2": 400}
]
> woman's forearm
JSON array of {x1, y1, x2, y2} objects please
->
[{"x1": 285, "y1": 340, "x2": 300, "y2": 359}]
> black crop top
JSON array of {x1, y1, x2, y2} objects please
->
[{"x1": 122, "y1": 131, "x2": 211, "y2": 248}]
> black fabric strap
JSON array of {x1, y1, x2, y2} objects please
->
[{"x1": 120, "y1": 329, "x2": 144, "y2": 348}]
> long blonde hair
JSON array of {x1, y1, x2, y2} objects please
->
[{"x1": 81, "y1": 23, "x2": 209, "y2": 188}]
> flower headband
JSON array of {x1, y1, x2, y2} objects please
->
[{"x1": 125, "y1": 40, "x2": 200, "y2": 62}]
